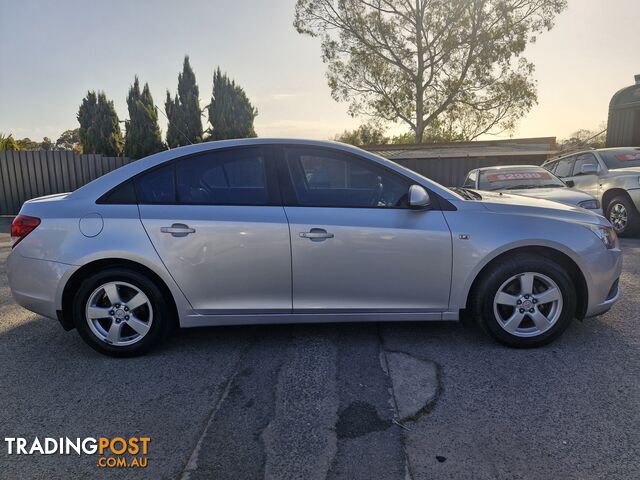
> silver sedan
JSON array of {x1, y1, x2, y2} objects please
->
[
  {"x1": 462, "y1": 165, "x2": 603, "y2": 214},
  {"x1": 7, "y1": 139, "x2": 622, "y2": 356}
]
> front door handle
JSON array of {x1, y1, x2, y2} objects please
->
[
  {"x1": 161, "y1": 223, "x2": 196, "y2": 237},
  {"x1": 299, "y1": 228, "x2": 334, "y2": 240}
]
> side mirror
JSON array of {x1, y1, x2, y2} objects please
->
[
  {"x1": 581, "y1": 164, "x2": 597, "y2": 175},
  {"x1": 409, "y1": 185, "x2": 431, "y2": 209},
  {"x1": 565, "y1": 180, "x2": 575, "y2": 187}
]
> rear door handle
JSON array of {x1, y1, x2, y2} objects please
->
[
  {"x1": 299, "y1": 228, "x2": 334, "y2": 240},
  {"x1": 161, "y1": 223, "x2": 196, "y2": 237}
]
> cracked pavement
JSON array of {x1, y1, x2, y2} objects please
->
[{"x1": 0, "y1": 232, "x2": 639, "y2": 479}]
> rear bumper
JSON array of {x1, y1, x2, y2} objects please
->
[{"x1": 7, "y1": 251, "x2": 77, "y2": 321}]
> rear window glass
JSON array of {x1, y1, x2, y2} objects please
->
[
  {"x1": 176, "y1": 148, "x2": 268, "y2": 205},
  {"x1": 98, "y1": 181, "x2": 136, "y2": 204},
  {"x1": 134, "y1": 164, "x2": 176, "y2": 204}
]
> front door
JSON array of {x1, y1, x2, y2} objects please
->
[
  {"x1": 278, "y1": 146, "x2": 452, "y2": 312},
  {"x1": 136, "y1": 147, "x2": 292, "y2": 314},
  {"x1": 565, "y1": 152, "x2": 601, "y2": 199}
]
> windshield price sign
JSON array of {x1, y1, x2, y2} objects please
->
[{"x1": 486, "y1": 171, "x2": 552, "y2": 182}]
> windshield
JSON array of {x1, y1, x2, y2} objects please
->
[
  {"x1": 477, "y1": 168, "x2": 565, "y2": 191},
  {"x1": 599, "y1": 149, "x2": 640, "y2": 169}
]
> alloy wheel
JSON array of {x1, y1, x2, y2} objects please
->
[
  {"x1": 609, "y1": 202, "x2": 628, "y2": 232},
  {"x1": 493, "y1": 272, "x2": 563, "y2": 338},
  {"x1": 85, "y1": 281, "x2": 153, "y2": 346}
]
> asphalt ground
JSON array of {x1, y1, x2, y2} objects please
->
[{"x1": 0, "y1": 232, "x2": 638, "y2": 479}]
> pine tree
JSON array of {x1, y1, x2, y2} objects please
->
[
  {"x1": 165, "y1": 56, "x2": 203, "y2": 147},
  {"x1": 77, "y1": 91, "x2": 123, "y2": 156},
  {"x1": 124, "y1": 76, "x2": 165, "y2": 159},
  {"x1": 208, "y1": 68, "x2": 257, "y2": 140}
]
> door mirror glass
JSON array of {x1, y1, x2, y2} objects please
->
[
  {"x1": 580, "y1": 163, "x2": 597, "y2": 175},
  {"x1": 564, "y1": 180, "x2": 575, "y2": 187},
  {"x1": 409, "y1": 185, "x2": 431, "y2": 208}
]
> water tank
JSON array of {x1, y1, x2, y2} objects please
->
[{"x1": 606, "y1": 75, "x2": 640, "y2": 147}]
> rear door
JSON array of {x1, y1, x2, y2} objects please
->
[
  {"x1": 277, "y1": 145, "x2": 452, "y2": 313},
  {"x1": 137, "y1": 146, "x2": 292, "y2": 314}
]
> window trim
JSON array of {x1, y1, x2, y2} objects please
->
[
  {"x1": 97, "y1": 146, "x2": 282, "y2": 207},
  {"x1": 273, "y1": 144, "x2": 450, "y2": 211}
]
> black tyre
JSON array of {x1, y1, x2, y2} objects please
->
[
  {"x1": 606, "y1": 195, "x2": 640, "y2": 237},
  {"x1": 471, "y1": 254, "x2": 576, "y2": 348},
  {"x1": 72, "y1": 268, "x2": 170, "y2": 357}
]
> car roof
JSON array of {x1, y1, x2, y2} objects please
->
[
  {"x1": 545, "y1": 147, "x2": 640, "y2": 164},
  {"x1": 67, "y1": 138, "x2": 459, "y2": 201}
]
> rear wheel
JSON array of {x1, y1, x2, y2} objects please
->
[
  {"x1": 471, "y1": 255, "x2": 576, "y2": 348},
  {"x1": 72, "y1": 268, "x2": 169, "y2": 357},
  {"x1": 606, "y1": 195, "x2": 640, "y2": 237}
]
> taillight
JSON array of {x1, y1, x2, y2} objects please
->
[{"x1": 11, "y1": 215, "x2": 41, "y2": 248}]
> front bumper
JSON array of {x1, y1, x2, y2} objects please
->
[
  {"x1": 7, "y1": 251, "x2": 77, "y2": 321},
  {"x1": 582, "y1": 245, "x2": 623, "y2": 318}
]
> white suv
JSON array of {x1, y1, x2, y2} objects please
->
[{"x1": 543, "y1": 148, "x2": 640, "y2": 236}]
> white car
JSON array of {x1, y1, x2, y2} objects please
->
[{"x1": 462, "y1": 165, "x2": 602, "y2": 214}]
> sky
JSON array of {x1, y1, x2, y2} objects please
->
[{"x1": 0, "y1": 0, "x2": 638, "y2": 143}]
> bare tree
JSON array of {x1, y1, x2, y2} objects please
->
[{"x1": 295, "y1": 0, "x2": 566, "y2": 142}]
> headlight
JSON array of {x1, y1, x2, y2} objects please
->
[
  {"x1": 588, "y1": 224, "x2": 617, "y2": 249},
  {"x1": 578, "y1": 199, "x2": 600, "y2": 209}
]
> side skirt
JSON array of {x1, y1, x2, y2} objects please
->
[{"x1": 179, "y1": 311, "x2": 459, "y2": 328}]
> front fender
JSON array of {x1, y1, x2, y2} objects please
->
[{"x1": 443, "y1": 208, "x2": 604, "y2": 314}]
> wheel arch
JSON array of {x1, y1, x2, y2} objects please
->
[
  {"x1": 464, "y1": 246, "x2": 588, "y2": 320},
  {"x1": 60, "y1": 258, "x2": 180, "y2": 331},
  {"x1": 602, "y1": 188, "x2": 632, "y2": 212}
]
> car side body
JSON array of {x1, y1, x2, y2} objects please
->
[
  {"x1": 542, "y1": 147, "x2": 640, "y2": 235},
  {"x1": 6, "y1": 139, "x2": 622, "y2": 355}
]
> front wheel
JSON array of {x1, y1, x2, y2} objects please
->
[
  {"x1": 471, "y1": 255, "x2": 576, "y2": 348},
  {"x1": 72, "y1": 268, "x2": 170, "y2": 357}
]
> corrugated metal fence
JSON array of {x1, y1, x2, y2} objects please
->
[
  {"x1": 0, "y1": 149, "x2": 549, "y2": 215},
  {"x1": 0, "y1": 151, "x2": 133, "y2": 215},
  {"x1": 391, "y1": 154, "x2": 546, "y2": 187}
]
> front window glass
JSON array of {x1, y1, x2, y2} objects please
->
[
  {"x1": 572, "y1": 153, "x2": 598, "y2": 176},
  {"x1": 285, "y1": 148, "x2": 410, "y2": 207},
  {"x1": 477, "y1": 167, "x2": 565, "y2": 191},
  {"x1": 599, "y1": 149, "x2": 640, "y2": 169}
]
